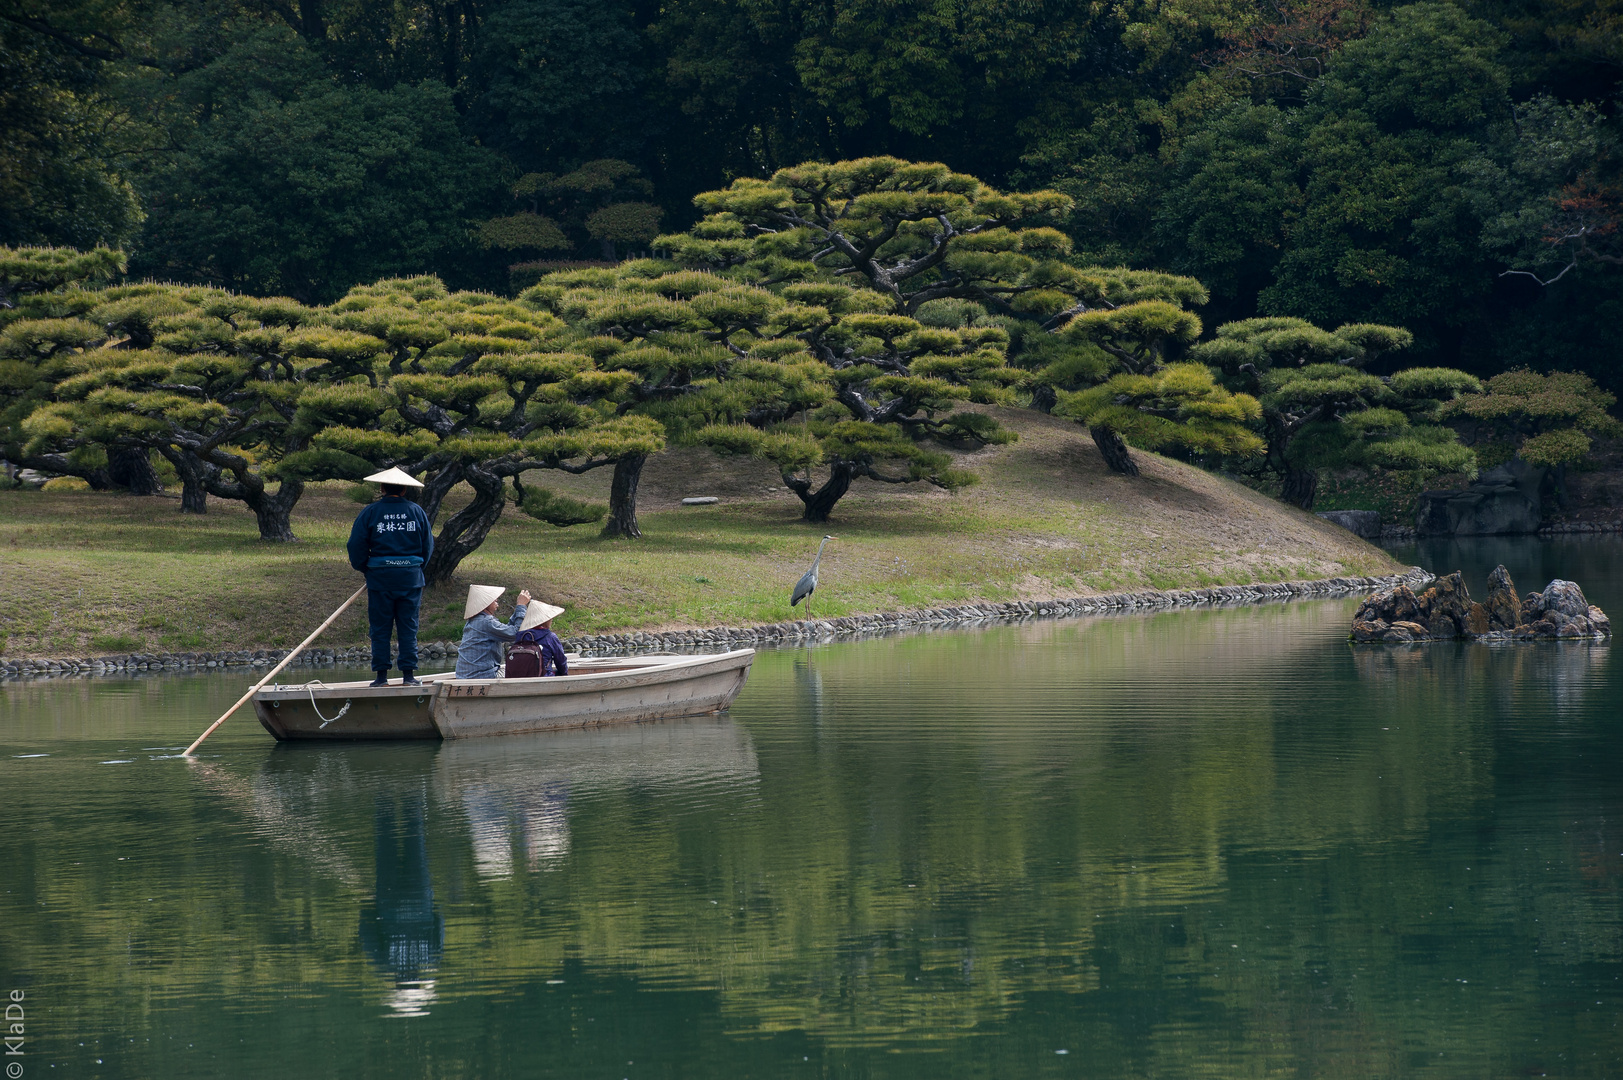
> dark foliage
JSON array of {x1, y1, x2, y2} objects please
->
[{"x1": 1, "y1": 0, "x2": 1618, "y2": 388}]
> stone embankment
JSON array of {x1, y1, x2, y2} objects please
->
[
  {"x1": 1351, "y1": 564, "x2": 1611, "y2": 643},
  {"x1": 2, "y1": 567, "x2": 1432, "y2": 681},
  {"x1": 1373, "y1": 517, "x2": 1623, "y2": 542},
  {"x1": 1538, "y1": 517, "x2": 1623, "y2": 534}
]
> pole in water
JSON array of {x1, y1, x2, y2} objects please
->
[{"x1": 182, "y1": 584, "x2": 367, "y2": 756}]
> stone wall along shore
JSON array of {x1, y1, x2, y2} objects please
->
[
  {"x1": 1, "y1": 567, "x2": 1432, "y2": 681},
  {"x1": 1375, "y1": 517, "x2": 1623, "y2": 543}
]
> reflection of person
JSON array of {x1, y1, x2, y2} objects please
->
[
  {"x1": 462, "y1": 783, "x2": 571, "y2": 878},
  {"x1": 507, "y1": 601, "x2": 569, "y2": 678},
  {"x1": 455, "y1": 584, "x2": 530, "y2": 679},
  {"x1": 358, "y1": 792, "x2": 443, "y2": 1016},
  {"x1": 347, "y1": 467, "x2": 433, "y2": 687}
]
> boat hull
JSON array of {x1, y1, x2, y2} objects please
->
[
  {"x1": 252, "y1": 651, "x2": 755, "y2": 741},
  {"x1": 254, "y1": 677, "x2": 449, "y2": 740},
  {"x1": 434, "y1": 651, "x2": 755, "y2": 739}
]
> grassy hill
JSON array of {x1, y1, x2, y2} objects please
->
[{"x1": 0, "y1": 408, "x2": 1402, "y2": 658}]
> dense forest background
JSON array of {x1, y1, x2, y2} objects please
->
[{"x1": 5, "y1": 0, "x2": 1621, "y2": 388}]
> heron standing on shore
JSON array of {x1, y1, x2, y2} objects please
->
[{"x1": 791, "y1": 535, "x2": 836, "y2": 618}]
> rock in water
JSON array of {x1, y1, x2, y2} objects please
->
[
  {"x1": 1483, "y1": 565, "x2": 1521, "y2": 631},
  {"x1": 1588, "y1": 606, "x2": 1611, "y2": 635},
  {"x1": 1420, "y1": 572, "x2": 1472, "y2": 637},
  {"x1": 1539, "y1": 580, "x2": 1591, "y2": 619},
  {"x1": 1354, "y1": 585, "x2": 1420, "y2": 625},
  {"x1": 1351, "y1": 564, "x2": 1610, "y2": 643}
]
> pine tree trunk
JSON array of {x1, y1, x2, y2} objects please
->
[
  {"x1": 204, "y1": 462, "x2": 302, "y2": 540},
  {"x1": 1281, "y1": 466, "x2": 1318, "y2": 510},
  {"x1": 417, "y1": 461, "x2": 463, "y2": 526},
  {"x1": 246, "y1": 478, "x2": 304, "y2": 541},
  {"x1": 600, "y1": 453, "x2": 646, "y2": 538},
  {"x1": 1091, "y1": 427, "x2": 1138, "y2": 476},
  {"x1": 790, "y1": 461, "x2": 857, "y2": 523},
  {"x1": 107, "y1": 448, "x2": 163, "y2": 495},
  {"x1": 181, "y1": 473, "x2": 208, "y2": 513},
  {"x1": 423, "y1": 466, "x2": 506, "y2": 585},
  {"x1": 178, "y1": 448, "x2": 210, "y2": 513},
  {"x1": 165, "y1": 449, "x2": 212, "y2": 514}
]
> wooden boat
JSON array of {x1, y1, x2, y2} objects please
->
[{"x1": 251, "y1": 650, "x2": 755, "y2": 740}]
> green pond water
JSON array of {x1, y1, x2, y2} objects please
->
[{"x1": 2, "y1": 537, "x2": 1620, "y2": 1078}]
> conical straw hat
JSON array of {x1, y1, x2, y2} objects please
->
[
  {"x1": 363, "y1": 466, "x2": 424, "y2": 488},
  {"x1": 464, "y1": 584, "x2": 506, "y2": 619},
  {"x1": 519, "y1": 601, "x2": 566, "y2": 632}
]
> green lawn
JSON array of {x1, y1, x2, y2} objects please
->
[{"x1": 0, "y1": 409, "x2": 1402, "y2": 657}]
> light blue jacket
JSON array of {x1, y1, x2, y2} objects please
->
[{"x1": 454, "y1": 605, "x2": 527, "y2": 679}]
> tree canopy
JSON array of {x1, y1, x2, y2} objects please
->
[
  {"x1": 1439, "y1": 369, "x2": 1621, "y2": 474},
  {"x1": 1194, "y1": 317, "x2": 1480, "y2": 507},
  {"x1": 1, "y1": 0, "x2": 1617, "y2": 401},
  {"x1": 611, "y1": 158, "x2": 1106, "y2": 520}
]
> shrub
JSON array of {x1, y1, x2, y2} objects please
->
[
  {"x1": 510, "y1": 260, "x2": 618, "y2": 292},
  {"x1": 516, "y1": 486, "x2": 607, "y2": 527},
  {"x1": 41, "y1": 476, "x2": 91, "y2": 492}
]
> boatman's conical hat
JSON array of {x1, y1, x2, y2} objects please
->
[
  {"x1": 364, "y1": 466, "x2": 424, "y2": 488},
  {"x1": 464, "y1": 584, "x2": 506, "y2": 619},
  {"x1": 519, "y1": 601, "x2": 566, "y2": 631}
]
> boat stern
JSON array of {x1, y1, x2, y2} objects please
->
[{"x1": 254, "y1": 680, "x2": 446, "y2": 740}]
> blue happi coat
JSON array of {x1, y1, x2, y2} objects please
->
[
  {"x1": 347, "y1": 494, "x2": 434, "y2": 672},
  {"x1": 347, "y1": 495, "x2": 433, "y2": 590},
  {"x1": 455, "y1": 605, "x2": 527, "y2": 680}
]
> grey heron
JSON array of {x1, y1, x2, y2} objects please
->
[{"x1": 791, "y1": 535, "x2": 835, "y2": 618}]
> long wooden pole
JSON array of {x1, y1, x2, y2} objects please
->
[{"x1": 182, "y1": 584, "x2": 368, "y2": 757}]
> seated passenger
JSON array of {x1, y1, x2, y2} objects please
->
[
  {"x1": 455, "y1": 584, "x2": 531, "y2": 680},
  {"x1": 506, "y1": 601, "x2": 569, "y2": 678}
]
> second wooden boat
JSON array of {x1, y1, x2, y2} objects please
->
[{"x1": 252, "y1": 650, "x2": 755, "y2": 741}]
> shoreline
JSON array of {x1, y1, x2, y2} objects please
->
[
  {"x1": 0, "y1": 566, "x2": 1431, "y2": 681},
  {"x1": 1377, "y1": 517, "x2": 1623, "y2": 542}
]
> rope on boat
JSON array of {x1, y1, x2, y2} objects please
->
[{"x1": 304, "y1": 681, "x2": 353, "y2": 728}]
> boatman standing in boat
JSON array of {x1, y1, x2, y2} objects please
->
[{"x1": 348, "y1": 467, "x2": 434, "y2": 687}]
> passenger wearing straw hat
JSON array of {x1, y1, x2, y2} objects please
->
[
  {"x1": 455, "y1": 585, "x2": 532, "y2": 680},
  {"x1": 507, "y1": 600, "x2": 568, "y2": 678},
  {"x1": 347, "y1": 467, "x2": 433, "y2": 687}
]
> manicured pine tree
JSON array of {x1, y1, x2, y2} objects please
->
[
  {"x1": 658, "y1": 161, "x2": 1267, "y2": 494},
  {"x1": 281, "y1": 276, "x2": 664, "y2": 580},
  {"x1": 1192, "y1": 317, "x2": 1479, "y2": 509},
  {"x1": 1044, "y1": 281, "x2": 1264, "y2": 475},
  {"x1": 0, "y1": 246, "x2": 143, "y2": 490},
  {"x1": 21, "y1": 285, "x2": 325, "y2": 537},
  {"x1": 1437, "y1": 369, "x2": 1621, "y2": 505},
  {"x1": 622, "y1": 157, "x2": 1106, "y2": 521},
  {"x1": 530, "y1": 254, "x2": 1019, "y2": 523}
]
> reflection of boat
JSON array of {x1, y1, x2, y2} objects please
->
[
  {"x1": 251, "y1": 650, "x2": 756, "y2": 741},
  {"x1": 434, "y1": 719, "x2": 761, "y2": 880}
]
